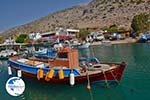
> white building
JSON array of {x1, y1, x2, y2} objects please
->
[
  {"x1": 29, "y1": 33, "x2": 41, "y2": 40},
  {"x1": 40, "y1": 28, "x2": 80, "y2": 42},
  {"x1": 3, "y1": 38, "x2": 16, "y2": 45}
]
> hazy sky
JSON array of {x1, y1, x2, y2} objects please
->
[{"x1": 0, "y1": 0, "x2": 91, "y2": 32}]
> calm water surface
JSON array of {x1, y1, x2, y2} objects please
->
[{"x1": 0, "y1": 43, "x2": 150, "y2": 100}]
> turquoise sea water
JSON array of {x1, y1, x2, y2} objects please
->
[{"x1": 1, "y1": 43, "x2": 150, "y2": 100}]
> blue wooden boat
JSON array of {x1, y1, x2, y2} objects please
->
[
  {"x1": 8, "y1": 48, "x2": 126, "y2": 85},
  {"x1": 34, "y1": 48, "x2": 56, "y2": 59}
]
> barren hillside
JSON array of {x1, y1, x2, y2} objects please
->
[{"x1": 1, "y1": 0, "x2": 150, "y2": 39}]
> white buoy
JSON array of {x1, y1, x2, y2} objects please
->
[
  {"x1": 70, "y1": 73, "x2": 75, "y2": 86},
  {"x1": 8, "y1": 66, "x2": 12, "y2": 75},
  {"x1": 17, "y1": 70, "x2": 22, "y2": 77}
]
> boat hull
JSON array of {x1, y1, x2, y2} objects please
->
[
  {"x1": 8, "y1": 59, "x2": 126, "y2": 84},
  {"x1": 23, "y1": 65, "x2": 125, "y2": 84}
]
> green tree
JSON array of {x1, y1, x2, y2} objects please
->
[
  {"x1": 103, "y1": 24, "x2": 127, "y2": 32},
  {"x1": 78, "y1": 29, "x2": 90, "y2": 40},
  {"x1": 16, "y1": 34, "x2": 29, "y2": 43},
  {"x1": 131, "y1": 13, "x2": 150, "y2": 34}
]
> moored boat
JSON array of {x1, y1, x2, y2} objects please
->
[
  {"x1": 0, "y1": 49, "x2": 18, "y2": 60},
  {"x1": 8, "y1": 48, "x2": 126, "y2": 85},
  {"x1": 34, "y1": 48, "x2": 56, "y2": 59},
  {"x1": 71, "y1": 42, "x2": 90, "y2": 49}
]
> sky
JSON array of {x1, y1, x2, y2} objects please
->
[{"x1": 0, "y1": 0, "x2": 91, "y2": 32}]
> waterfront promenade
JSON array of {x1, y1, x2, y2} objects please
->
[
  {"x1": 0, "y1": 38, "x2": 137, "y2": 47},
  {"x1": 91, "y1": 38, "x2": 137, "y2": 46}
]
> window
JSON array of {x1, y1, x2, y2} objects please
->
[{"x1": 58, "y1": 52, "x2": 68, "y2": 58}]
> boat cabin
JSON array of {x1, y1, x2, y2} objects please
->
[{"x1": 48, "y1": 48, "x2": 79, "y2": 68}]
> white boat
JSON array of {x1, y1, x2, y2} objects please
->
[
  {"x1": 72, "y1": 42, "x2": 90, "y2": 49},
  {"x1": 0, "y1": 49, "x2": 17, "y2": 60}
]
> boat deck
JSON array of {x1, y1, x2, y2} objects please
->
[
  {"x1": 11, "y1": 57, "x2": 120, "y2": 77},
  {"x1": 80, "y1": 64, "x2": 118, "y2": 76}
]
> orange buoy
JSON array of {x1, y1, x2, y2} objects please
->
[
  {"x1": 58, "y1": 69, "x2": 64, "y2": 79},
  {"x1": 47, "y1": 69, "x2": 55, "y2": 79},
  {"x1": 86, "y1": 85, "x2": 91, "y2": 91},
  {"x1": 37, "y1": 69, "x2": 44, "y2": 79}
]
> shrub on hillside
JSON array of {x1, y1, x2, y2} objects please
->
[{"x1": 131, "y1": 13, "x2": 150, "y2": 35}]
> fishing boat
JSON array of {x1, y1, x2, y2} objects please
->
[
  {"x1": 8, "y1": 48, "x2": 126, "y2": 86},
  {"x1": 34, "y1": 48, "x2": 56, "y2": 59}
]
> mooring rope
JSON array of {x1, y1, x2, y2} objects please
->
[
  {"x1": 102, "y1": 69, "x2": 109, "y2": 88},
  {"x1": 110, "y1": 70, "x2": 120, "y2": 84},
  {"x1": 89, "y1": 89, "x2": 94, "y2": 100},
  {"x1": 86, "y1": 72, "x2": 90, "y2": 86},
  {"x1": 85, "y1": 66, "x2": 94, "y2": 100}
]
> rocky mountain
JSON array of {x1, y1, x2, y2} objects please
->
[{"x1": 1, "y1": 0, "x2": 150, "y2": 40}]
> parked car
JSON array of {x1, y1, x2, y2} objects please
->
[
  {"x1": 130, "y1": 33, "x2": 137, "y2": 38},
  {"x1": 95, "y1": 34, "x2": 105, "y2": 41},
  {"x1": 138, "y1": 32, "x2": 150, "y2": 42},
  {"x1": 145, "y1": 32, "x2": 150, "y2": 40},
  {"x1": 110, "y1": 33, "x2": 120, "y2": 40}
]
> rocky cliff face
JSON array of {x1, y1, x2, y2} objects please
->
[{"x1": 1, "y1": 0, "x2": 150, "y2": 39}]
